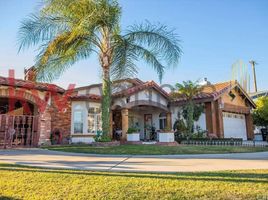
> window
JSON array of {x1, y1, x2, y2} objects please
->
[
  {"x1": 74, "y1": 110, "x2": 83, "y2": 133},
  {"x1": 88, "y1": 107, "x2": 101, "y2": 133},
  {"x1": 159, "y1": 112, "x2": 167, "y2": 130}
]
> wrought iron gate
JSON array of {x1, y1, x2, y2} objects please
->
[{"x1": 0, "y1": 115, "x2": 40, "y2": 148}]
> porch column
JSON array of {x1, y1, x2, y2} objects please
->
[
  {"x1": 121, "y1": 108, "x2": 128, "y2": 140},
  {"x1": 205, "y1": 102, "x2": 217, "y2": 137},
  {"x1": 166, "y1": 112, "x2": 172, "y2": 130},
  {"x1": 215, "y1": 99, "x2": 224, "y2": 138},
  {"x1": 109, "y1": 111, "x2": 113, "y2": 138},
  {"x1": 245, "y1": 114, "x2": 254, "y2": 140}
]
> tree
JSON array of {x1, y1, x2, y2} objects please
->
[
  {"x1": 253, "y1": 97, "x2": 268, "y2": 128},
  {"x1": 171, "y1": 81, "x2": 201, "y2": 137},
  {"x1": 18, "y1": 0, "x2": 182, "y2": 137}
]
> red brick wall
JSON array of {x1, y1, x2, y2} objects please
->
[{"x1": 49, "y1": 93, "x2": 73, "y2": 144}]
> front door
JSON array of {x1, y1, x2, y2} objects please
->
[{"x1": 144, "y1": 114, "x2": 152, "y2": 141}]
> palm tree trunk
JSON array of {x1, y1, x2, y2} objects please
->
[{"x1": 101, "y1": 56, "x2": 111, "y2": 137}]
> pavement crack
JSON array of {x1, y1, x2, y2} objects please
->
[{"x1": 109, "y1": 156, "x2": 131, "y2": 171}]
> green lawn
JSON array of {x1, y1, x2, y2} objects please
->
[
  {"x1": 0, "y1": 163, "x2": 267, "y2": 200},
  {"x1": 43, "y1": 144, "x2": 268, "y2": 155}
]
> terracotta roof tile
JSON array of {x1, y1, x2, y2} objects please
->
[
  {"x1": 70, "y1": 94, "x2": 101, "y2": 101},
  {"x1": 113, "y1": 80, "x2": 170, "y2": 99},
  {"x1": 0, "y1": 76, "x2": 65, "y2": 93},
  {"x1": 171, "y1": 81, "x2": 235, "y2": 102}
]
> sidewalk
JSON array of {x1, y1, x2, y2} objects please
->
[{"x1": 0, "y1": 149, "x2": 268, "y2": 172}]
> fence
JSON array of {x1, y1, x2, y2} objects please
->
[
  {"x1": 0, "y1": 114, "x2": 40, "y2": 148},
  {"x1": 180, "y1": 139, "x2": 268, "y2": 147}
]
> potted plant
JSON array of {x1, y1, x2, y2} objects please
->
[
  {"x1": 159, "y1": 128, "x2": 175, "y2": 142},
  {"x1": 127, "y1": 127, "x2": 140, "y2": 142}
]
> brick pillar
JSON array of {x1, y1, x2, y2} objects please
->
[
  {"x1": 166, "y1": 112, "x2": 172, "y2": 130},
  {"x1": 38, "y1": 109, "x2": 51, "y2": 145},
  {"x1": 121, "y1": 108, "x2": 128, "y2": 140},
  {"x1": 246, "y1": 114, "x2": 254, "y2": 140}
]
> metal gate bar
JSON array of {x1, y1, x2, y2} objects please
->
[{"x1": 0, "y1": 114, "x2": 39, "y2": 148}]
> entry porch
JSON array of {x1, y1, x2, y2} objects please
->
[{"x1": 111, "y1": 104, "x2": 172, "y2": 141}]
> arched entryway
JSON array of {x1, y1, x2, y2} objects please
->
[{"x1": 0, "y1": 89, "x2": 43, "y2": 148}]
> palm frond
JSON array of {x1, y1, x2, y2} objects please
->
[
  {"x1": 110, "y1": 36, "x2": 138, "y2": 80},
  {"x1": 18, "y1": 14, "x2": 67, "y2": 52},
  {"x1": 124, "y1": 21, "x2": 182, "y2": 67}
]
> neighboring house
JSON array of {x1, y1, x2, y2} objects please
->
[
  {"x1": 0, "y1": 68, "x2": 256, "y2": 147},
  {"x1": 0, "y1": 68, "x2": 70, "y2": 146},
  {"x1": 171, "y1": 81, "x2": 256, "y2": 140},
  {"x1": 250, "y1": 90, "x2": 268, "y2": 101}
]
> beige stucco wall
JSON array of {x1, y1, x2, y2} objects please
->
[{"x1": 71, "y1": 101, "x2": 101, "y2": 134}]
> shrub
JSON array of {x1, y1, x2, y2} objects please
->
[
  {"x1": 94, "y1": 130, "x2": 112, "y2": 142},
  {"x1": 127, "y1": 127, "x2": 139, "y2": 134}
]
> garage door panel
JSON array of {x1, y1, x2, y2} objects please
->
[{"x1": 223, "y1": 112, "x2": 247, "y2": 140}]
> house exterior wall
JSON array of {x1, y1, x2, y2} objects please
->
[
  {"x1": 170, "y1": 105, "x2": 206, "y2": 133},
  {"x1": 221, "y1": 89, "x2": 246, "y2": 106},
  {"x1": 112, "y1": 89, "x2": 168, "y2": 109},
  {"x1": 70, "y1": 100, "x2": 101, "y2": 141},
  {"x1": 78, "y1": 87, "x2": 101, "y2": 96}
]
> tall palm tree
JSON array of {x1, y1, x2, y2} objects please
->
[
  {"x1": 172, "y1": 81, "x2": 201, "y2": 136},
  {"x1": 18, "y1": 0, "x2": 182, "y2": 137}
]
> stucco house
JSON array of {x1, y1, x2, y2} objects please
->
[
  {"x1": 70, "y1": 78, "x2": 256, "y2": 143},
  {"x1": 0, "y1": 68, "x2": 256, "y2": 147}
]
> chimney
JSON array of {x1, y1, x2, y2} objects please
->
[{"x1": 24, "y1": 66, "x2": 37, "y2": 81}]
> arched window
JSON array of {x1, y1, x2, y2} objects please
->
[
  {"x1": 73, "y1": 105, "x2": 84, "y2": 134},
  {"x1": 159, "y1": 112, "x2": 167, "y2": 130},
  {"x1": 88, "y1": 107, "x2": 101, "y2": 133}
]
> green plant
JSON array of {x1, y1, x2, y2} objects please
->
[
  {"x1": 127, "y1": 127, "x2": 139, "y2": 134},
  {"x1": 171, "y1": 80, "x2": 201, "y2": 138},
  {"x1": 18, "y1": 0, "x2": 182, "y2": 137},
  {"x1": 50, "y1": 133, "x2": 56, "y2": 145},
  {"x1": 253, "y1": 97, "x2": 268, "y2": 128},
  {"x1": 192, "y1": 125, "x2": 207, "y2": 139},
  {"x1": 94, "y1": 130, "x2": 112, "y2": 142}
]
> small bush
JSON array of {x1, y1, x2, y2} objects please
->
[
  {"x1": 127, "y1": 127, "x2": 139, "y2": 134},
  {"x1": 94, "y1": 130, "x2": 112, "y2": 142}
]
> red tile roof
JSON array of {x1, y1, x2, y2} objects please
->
[
  {"x1": 171, "y1": 80, "x2": 256, "y2": 108},
  {"x1": 171, "y1": 81, "x2": 235, "y2": 103},
  {"x1": 113, "y1": 80, "x2": 170, "y2": 99},
  {"x1": 70, "y1": 94, "x2": 101, "y2": 101},
  {"x1": 0, "y1": 76, "x2": 65, "y2": 93}
]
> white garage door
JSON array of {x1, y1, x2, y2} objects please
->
[{"x1": 223, "y1": 112, "x2": 247, "y2": 140}]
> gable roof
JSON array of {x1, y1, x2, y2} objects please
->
[
  {"x1": 74, "y1": 78, "x2": 144, "y2": 92},
  {"x1": 0, "y1": 76, "x2": 65, "y2": 93},
  {"x1": 171, "y1": 81, "x2": 256, "y2": 108},
  {"x1": 113, "y1": 80, "x2": 170, "y2": 99}
]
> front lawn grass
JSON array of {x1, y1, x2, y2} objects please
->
[
  {"x1": 0, "y1": 163, "x2": 267, "y2": 200},
  {"x1": 43, "y1": 144, "x2": 268, "y2": 155}
]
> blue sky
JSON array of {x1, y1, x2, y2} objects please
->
[{"x1": 0, "y1": 0, "x2": 267, "y2": 91}]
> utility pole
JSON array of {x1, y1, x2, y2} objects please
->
[{"x1": 249, "y1": 60, "x2": 258, "y2": 93}]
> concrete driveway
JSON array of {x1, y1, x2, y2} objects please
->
[{"x1": 0, "y1": 149, "x2": 268, "y2": 172}]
